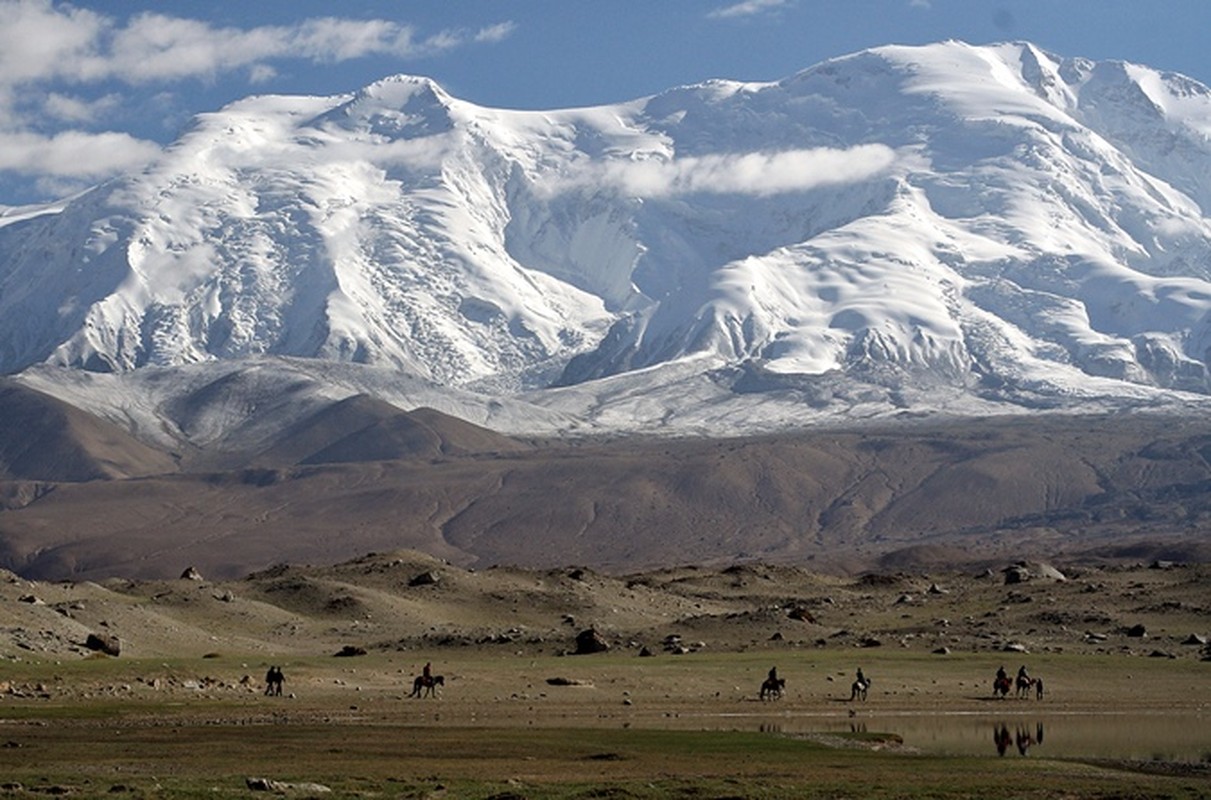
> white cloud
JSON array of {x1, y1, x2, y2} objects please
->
[
  {"x1": 52, "y1": 12, "x2": 517, "y2": 84},
  {"x1": 0, "y1": 129, "x2": 161, "y2": 178},
  {"x1": 0, "y1": 0, "x2": 105, "y2": 86},
  {"x1": 475, "y1": 22, "x2": 518, "y2": 43},
  {"x1": 248, "y1": 64, "x2": 278, "y2": 85},
  {"x1": 707, "y1": 0, "x2": 792, "y2": 20},
  {"x1": 0, "y1": 1, "x2": 517, "y2": 200},
  {"x1": 542, "y1": 145, "x2": 898, "y2": 199},
  {"x1": 42, "y1": 92, "x2": 122, "y2": 123}
]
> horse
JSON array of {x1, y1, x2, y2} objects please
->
[
  {"x1": 1016, "y1": 675, "x2": 1041, "y2": 699},
  {"x1": 759, "y1": 676, "x2": 785, "y2": 700},
  {"x1": 993, "y1": 675, "x2": 1012, "y2": 698},
  {"x1": 849, "y1": 677, "x2": 870, "y2": 701},
  {"x1": 410, "y1": 674, "x2": 444, "y2": 698}
]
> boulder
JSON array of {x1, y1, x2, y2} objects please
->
[
  {"x1": 408, "y1": 571, "x2": 440, "y2": 587},
  {"x1": 787, "y1": 606, "x2": 816, "y2": 622},
  {"x1": 573, "y1": 628, "x2": 610, "y2": 655},
  {"x1": 85, "y1": 633, "x2": 121, "y2": 656},
  {"x1": 545, "y1": 677, "x2": 593, "y2": 687},
  {"x1": 1003, "y1": 561, "x2": 1066, "y2": 584},
  {"x1": 180, "y1": 566, "x2": 203, "y2": 581},
  {"x1": 246, "y1": 778, "x2": 331, "y2": 793}
]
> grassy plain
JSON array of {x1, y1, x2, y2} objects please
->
[
  {"x1": 0, "y1": 648, "x2": 1208, "y2": 799},
  {"x1": 1, "y1": 555, "x2": 1209, "y2": 797}
]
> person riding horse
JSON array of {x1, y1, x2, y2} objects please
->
[
  {"x1": 409, "y1": 661, "x2": 443, "y2": 698},
  {"x1": 760, "y1": 666, "x2": 785, "y2": 700},
  {"x1": 993, "y1": 665, "x2": 1011, "y2": 697},
  {"x1": 849, "y1": 667, "x2": 870, "y2": 701}
]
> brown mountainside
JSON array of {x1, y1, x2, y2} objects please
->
[
  {"x1": 0, "y1": 380, "x2": 177, "y2": 482},
  {"x1": 253, "y1": 394, "x2": 528, "y2": 467},
  {"x1": 2, "y1": 409, "x2": 1211, "y2": 581}
]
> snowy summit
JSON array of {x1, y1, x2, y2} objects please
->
[{"x1": 6, "y1": 40, "x2": 1211, "y2": 437}]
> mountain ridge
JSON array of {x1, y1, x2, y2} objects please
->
[
  {"x1": 7, "y1": 41, "x2": 1211, "y2": 579},
  {"x1": 4, "y1": 40, "x2": 1211, "y2": 439}
]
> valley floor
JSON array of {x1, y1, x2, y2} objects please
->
[{"x1": 0, "y1": 556, "x2": 1208, "y2": 798}]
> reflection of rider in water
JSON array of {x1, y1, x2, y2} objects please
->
[
  {"x1": 994, "y1": 724, "x2": 1012, "y2": 756},
  {"x1": 1016, "y1": 725, "x2": 1033, "y2": 755}
]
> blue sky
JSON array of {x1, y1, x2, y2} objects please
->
[{"x1": 3, "y1": 0, "x2": 1210, "y2": 206}]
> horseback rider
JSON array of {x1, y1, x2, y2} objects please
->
[
  {"x1": 1017, "y1": 664, "x2": 1029, "y2": 681},
  {"x1": 856, "y1": 667, "x2": 866, "y2": 688},
  {"x1": 768, "y1": 666, "x2": 778, "y2": 684},
  {"x1": 423, "y1": 661, "x2": 432, "y2": 684},
  {"x1": 996, "y1": 665, "x2": 1007, "y2": 682}
]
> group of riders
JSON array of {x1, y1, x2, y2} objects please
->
[
  {"x1": 263, "y1": 662, "x2": 443, "y2": 698},
  {"x1": 994, "y1": 664, "x2": 1044, "y2": 699},
  {"x1": 264, "y1": 660, "x2": 1041, "y2": 702},
  {"x1": 760, "y1": 665, "x2": 871, "y2": 701},
  {"x1": 761, "y1": 663, "x2": 1041, "y2": 701}
]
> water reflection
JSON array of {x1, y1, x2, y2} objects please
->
[{"x1": 994, "y1": 722, "x2": 1044, "y2": 756}]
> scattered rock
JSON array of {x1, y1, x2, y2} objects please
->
[
  {"x1": 1124, "y1": 624, "x2": 1148, "y2": 638},
  {"x1": 573, "y1": 628, "x2": 610, "y2": 655},
  {"x1": 1003, "y1": 566, "x2": 1029, "y2": 585},
  {"x1": 932, "y1": 646, "x2": 951, "y2": 655},
  {"x1": 1181, "y1": 634, "x2": 1208, "y2": 646},
  {"x1": 334, "y1": 645, "x2": 367, "y2": 657},
  {"x1": 246, "y1": 777, "x2": 331, "y2": 793},
  {"x1": 545, "y1": 677, "x2": 593, "y2": 687},
  {"x1": 1002, "y1": 642, "x2": 1029, "y2": 653},
  {"x1": 787, "y1": 606, "x2": 816, "y2": 622},
  {"x1": 1003, "y1": 562, "x2": 1066, "y2": 585},
  {"x1": 85, "y1": 633, "x2": 121, "y2": 657},
  {"x1": 180, "y1": 566, "x2": 204, "y2": 581},
  {"x1": 17, "y1": 594, "x2": 43, "y2": 605},
  {"x1": 408, "y1": 571, "x2": 440, "y2": 587}
]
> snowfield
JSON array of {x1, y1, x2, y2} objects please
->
[{"x1": 6, "y1": 40, "x2": 1211, "y2": 442}]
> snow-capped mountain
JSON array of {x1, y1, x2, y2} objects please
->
[{"x1": 7, "y1": 40, "x2": 1211, "y2": 439}]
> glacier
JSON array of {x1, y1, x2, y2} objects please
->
[{"x1": 6, "y1": 40, "x2": 1211, "y2": 441}]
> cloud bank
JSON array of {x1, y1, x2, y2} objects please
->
[
  {"x1": 541, "y1": 145, "x2": 897, "y2": 199},
  {"x1": 0, "y1": 0, "x2": 515, "y2": 202},
  {"x1": 707, "y1": 0, "x2": 793, "y2": 20}
]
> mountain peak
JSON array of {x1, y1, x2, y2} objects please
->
[{"x1": 7, "y1": 42, "x2": 1211, "y2": 435}]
